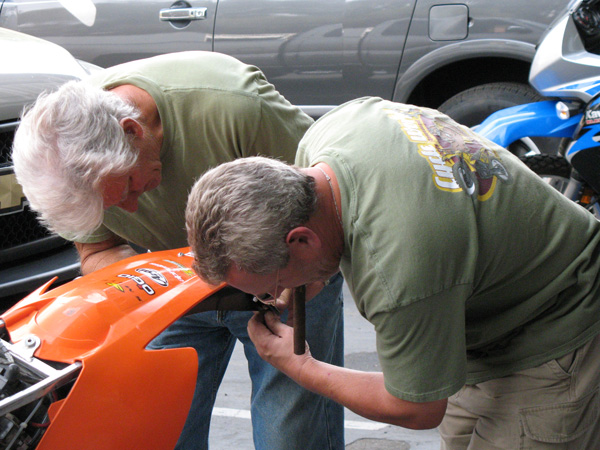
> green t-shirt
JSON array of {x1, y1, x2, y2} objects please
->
[
  {"x1": 78, "y1": 51, "x2": 312, "y2": 250},
  {"x1": 296, "y1": 97, "x2": 600, "y2": 402}
]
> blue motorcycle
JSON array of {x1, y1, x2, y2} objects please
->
[{"x1": 477, "y1": 0, "x2": 600, "y2": 217}]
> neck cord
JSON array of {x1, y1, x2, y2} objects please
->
[{"x1": 315, "y1": 166, "x2": 343, "y2": 230}]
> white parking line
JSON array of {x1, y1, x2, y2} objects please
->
[
  {"x1": 212, "y1": 407, "x2": 387, "y2": 431},
  {"x1": 212, "y1": 407, "x2": 251, "y2": 420}
]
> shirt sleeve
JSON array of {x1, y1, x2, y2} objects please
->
[
  {"x1": 61, "y1": 224, "x2": 117, "y2": 244},
  {"x1": 370, "y1": 284, "x2": 471, "y2": 402},
  {"x1": 246, "y1": 72, "x2": 313, "y2": 164}
]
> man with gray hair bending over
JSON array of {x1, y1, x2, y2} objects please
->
[
  {"x1": 11, "y1": 51, "x2": 344, "y2": 450},
  {"x1": 186, "y1": 97, "x2": 600, "y2": 450}
]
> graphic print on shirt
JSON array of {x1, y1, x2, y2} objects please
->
[{"x1": 385, "y1": 108, "x2": 512, "y2": 200}]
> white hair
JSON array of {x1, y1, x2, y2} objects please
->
[
  {"x1": 12, "y1": 80, "x2": 140, "y2": 239},
  {"x1": 186, "y1": 156, "x2": 317, "y2": 284}
]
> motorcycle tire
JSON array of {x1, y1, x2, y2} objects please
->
[
  {"x1": 439, "y1": 82, "x2": 560, "y2": 156},
  {"x1": 520, "y1": 154, "x2": 572, "y2": 192},
  {"x1": 439, "y1": 82, "x2": 543, "y2": 126}
]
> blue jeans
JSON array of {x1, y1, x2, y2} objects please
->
[{"x1": 148, "y1": 273, "x2": 345, "y2": 450}]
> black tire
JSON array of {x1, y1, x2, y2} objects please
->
[
  {"x1": 520, "y1": 154, "x2": 572, "y2": 193},
  {"x1": 439, "y1": 82, "x2": 543, "y2": 127},
  {"x1": 438, "y1": 82, "x2": 559, "y2": 156}
]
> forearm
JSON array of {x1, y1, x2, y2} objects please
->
[
  {"x1": 75, "y1": 236, "x2": 138, "y2": 275},
  {"x1": 296, "y1": 357, "x2": 446, "y2": 429},
  {"x1": 249, "y1": 312, "x2": 447, "y2": 429}
]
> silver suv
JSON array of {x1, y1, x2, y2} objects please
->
[
  {"x1": 0, "y1": 0, "x2": 568, "y2": 124},
  {"x1": 0, "y1": 28, "x2": 98, "y2": 305}
]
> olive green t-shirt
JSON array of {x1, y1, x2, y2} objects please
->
[
  {"x1": 296, "y1": 97, "x2": 600, "y2": 402},
  {"x1": 78, "y1": 51, "x2": 312, "y2": 250}
]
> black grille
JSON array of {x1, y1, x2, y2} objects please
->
[
  {"x1": 0, "y1": 126, "x2": 53, "y2": 252},
  {"x1": 1, "y1": 205, "x2": 52, "y2": 250},
  {"x1": 1, "y1": 125, "x2": 14, "y2": 167}
]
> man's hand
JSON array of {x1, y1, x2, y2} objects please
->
[{"x1": 248, "y1": 311, "x2": 312, "y2": 377}]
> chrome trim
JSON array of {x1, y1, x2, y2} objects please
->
[
  {"x1": 0, "y1": 363, "x2": 81, "y2": 416},
  {"x1": 0, "y1": 339, "x2": 81, "y2": 416},
  {"x1": 159, "y1": 7, "x2": 207, "y2": 21},
  {"x1": 0, "y1": 121, "x2": 18, "y2": 132}
]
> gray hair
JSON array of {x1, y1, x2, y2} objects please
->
[
  {"x1": 186, "y1": 156, "x2": 317, "y2": 284},
  {"x1": 11, "y1": 80, "x2": 140, "y2": 240}
]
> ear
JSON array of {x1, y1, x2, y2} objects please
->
[
  {"x1": 285, "y1": 227, "x2": 321, "y2": 260},
  {"x1": 119, "y1": 117, "x2": 144, "y2": 139}
]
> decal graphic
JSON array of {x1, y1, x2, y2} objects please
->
[
  {"x1": 385, "y1": 108, "x2": 512, "y2": 200},
  {"x1": 117, "y1": 274, "x2": 155, "y2": 295},
  {"x1": 165, "y1": 259, "x2": 195, "y2": 277},
  {"x1": 136, "y1": 268, "x2": 169, "y2": 287},
  {"x1": 585, "y1": 108, "x2": 600, "y2": 126},
  {"x1": 150, "y1": 263, "x2": 185, "y2": 283},
  {"x1": 106, "y1": 282, "x2": 124, "y2": 292}
]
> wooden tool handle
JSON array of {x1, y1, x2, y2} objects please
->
[{"x1": 293, "y1": 285, "x2": 306, "y2": 355}]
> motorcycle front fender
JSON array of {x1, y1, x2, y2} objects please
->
[{"x1": 475, "y1": 100, "x2": 580, "y2": 147}]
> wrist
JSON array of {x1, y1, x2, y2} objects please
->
[{"x1": 295, "y1": 354, "x2": 320, "y2": 391}]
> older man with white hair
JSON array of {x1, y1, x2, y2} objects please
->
[{"x1": 12, "y1": 51, "x2": 344, "y2": 450}]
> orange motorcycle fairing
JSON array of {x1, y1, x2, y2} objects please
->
[{"x1": 0, "y1": 247, "x2": 227, "y2": 450}]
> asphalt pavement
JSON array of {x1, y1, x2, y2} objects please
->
[{"x1": 208, "y1": 282, "x2": 441, "y2": 449}]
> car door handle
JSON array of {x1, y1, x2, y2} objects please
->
[{"x1": 159, "y1": 7, "x2": 207, "y2": 21}]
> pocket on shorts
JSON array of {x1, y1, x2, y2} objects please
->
[{"x1": 519, "y1": 389, "x2": 599, "y2": 445}]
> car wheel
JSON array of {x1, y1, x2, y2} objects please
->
[{"x1": 438, "y1": 82, "x2": 559, "y2": 156}]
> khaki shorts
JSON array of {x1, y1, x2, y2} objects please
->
[{"x1": 438, "y1": 333, "x2": 600, "y2": 450}]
